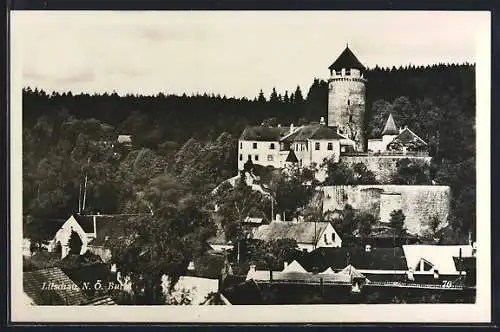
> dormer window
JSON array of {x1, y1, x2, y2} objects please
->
[{"x1": 416, "y1": 258, "x2": 434, "y2": 272}]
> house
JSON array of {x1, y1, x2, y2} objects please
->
[
  {"x1": 402, "y1": 244, "x2": 473, "y2": 278},
  {"x1": 368, "y1": 113, "x2": 428, "y2": 155},
  {"x1": 162, "y1": 275, "x2": 228, "y2": 305},
  {"x1": 238, "y1": 122, "x2": 355, "y2": 179},
  {"x1": 48, "y1": 214, "x2": 99, "y2": 259},
  {"x1": 252, "y1": 220, "x2": 342, "y2": 252}
]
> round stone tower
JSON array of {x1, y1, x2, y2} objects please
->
[{"x1": 327, "y1": 45, "x2": 367, "y2": 151}]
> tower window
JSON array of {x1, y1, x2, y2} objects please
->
[
  {"x1": 270, "y1": 143, "x2": 275, "y2": 150},
  {"x1": 347, "y1": 99, "x2": 350, "y2": 106},
  {"x1": 239, "y1": 154, "x2": 242, "y2": 161},
  {"x1": 240, "y1": 142, "x2": 242, "y2": 149},
  {"x1": 253, "y1": 142, "x2": 257, "y2": 149},
  {"x1": 327, "y1": 143, "x2": 333, "y2": 150},
  {"x1": 315, "y1": 142, "x2": 320, "y2": 150},
  {"x1": 255, "y1": 155, "x2": 259, "y2": 161}
]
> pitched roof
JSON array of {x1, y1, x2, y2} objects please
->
[
  {"x1": 453, "y1": 256, "x2": 476, "y2": 272},
  {"x1": 287, "y1": 124, "x2": 344, "y2": 142},
  {"x1": 297, "y1": 247, "x2": 408, "y2": 272},
  {"x1": 388, "y1": 127, "x2": 428, "y2": 148},
  {"x1": 402, "y1": 245, "x2": 473, "y2": 275},
  {"x1": 72, "y1": 214, "x2": 95, "y2": 233},
  {"x1": 381, "y1": 113, "x2": 399, "y2": 136},
  {"x1": 23, "y1": 267, "x2": 89, "y2": 305},
  {"x1": 328, "y1": 46, "x2": 365, "y2": 71},
  {"x1": 283, "y1": 260, "x2": 307, "y2": 273},
  {"x1": 339, "y1": 264, "x2": 366, "y2": 279},
  {"x1": 285, "y1": 150, "x2": 299, "y2": 163},
  {"x1": 252, "y1": 221, "x2": 329, "y2": 244},
  {"x1": 240, "y1": 126, "x2": 290, "y2": 141}
]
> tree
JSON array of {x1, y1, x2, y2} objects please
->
[
  {"x1": 68, "y1": 230, "x2": 83, "y2": 255},
  {"x1": 389, "y1": 209, "x2": 406, "y2": 238},
  {"x1": 356, "y1": 212, "x2": 376, "y2": 243},
  {"x1": 109, "y1": 173, "x2": 215, "y2": 304},
  {"x1": 268, "y1": 167, "x2": 316, "y2": 219},
  {"x1": 323, "y1": 159, "x2": 377, "y2": 185},
  {"x1": 392, "y1": 158, "x2": 432, "y2": 185},
  {"x1": 214, "y1": 179, "x2": 267, "y2": 263}
]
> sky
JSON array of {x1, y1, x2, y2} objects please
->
[{"x1": 13, "y1": 11, "x2": 489, "y2": 99}]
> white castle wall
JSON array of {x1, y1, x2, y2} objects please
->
[{"x1": 322, "y1": 185, "x2": 451, "y2": 236}]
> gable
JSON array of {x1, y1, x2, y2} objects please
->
[{"x1": 387, "y1": 128, "x2": 427, "y2": 150}]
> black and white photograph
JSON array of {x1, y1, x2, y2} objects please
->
[{"x1": 10, "y1": 10, "x2": 491, "y2": 323}]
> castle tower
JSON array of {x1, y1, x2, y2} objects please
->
[{"x1": 327, "y1": 45, "x2": 367, "y2": 151}]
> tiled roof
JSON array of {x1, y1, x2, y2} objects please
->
[
  {"x1": 381, "y1": 113, "x2": 399, "y2": 136},
  {"x1": 453, "y1": 256, "x2": 476, "y2": 272},
  {"x1": 328, "y1": 46, "x2": 365, "y2": 71},
  {"x1": 387, "y1": 127, "x2": 427, "y2": 149},
  {"x1": 23, "y1": 267, "x2": 89, "y2": 305},
  {"x1": 84, "y1": 296, "x2": 117, "y2": 305},
  {"x1": 297, "y1": 247, "x2": 408, "y2": 272},
  {"x1": 288, "y1": 124, "x2": 343, "y2": 142},
  {"x1": 252, "y1": 221, "x2": 329, "y2": 245},
  {"x1": 240, "y1": 126, "x2": 290, "y2": 141}
]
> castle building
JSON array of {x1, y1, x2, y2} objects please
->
[
  {"x1": 327, "y1": 45, "x2": 367, "y2": 151},
  {"x1": 237, "y1": 45, "x2": 428, "y2": 174}
]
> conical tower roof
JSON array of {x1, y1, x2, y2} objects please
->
[
  {"x1": 328, "y1": 46, "x2": 365, "y2": 71},
  {"x1": 382, "y1": 113, "x2": 399, "y2": 135}
]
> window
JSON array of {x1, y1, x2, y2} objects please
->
[
  {"x1": 239, "y1": 154, "x2": 243, "y2": 161},
  {"x1": 267, "y1": 155, "x2": 273, "y2": 161},
  {"x1": 255, "y1": 155, "x2": 259, "y2": 161},
  {"x1": 315, "y1": 142, "x2": 320, "y2": 150},
  {"x1": 347, "y1": 99, "x2": 350, "y2": 105},
  {"x1": 345, "y1": 69, "x2": 351, "y2": 76},
  {"x1": 253, "y1": 142, "x2": 257, "y2": 149},
  {"x1": 324, "y1": 234, "x2": 328, "y2": 243},
  {"x1": 327, "y1": 142, "x2": 333, "y2": 150},
  {"x1": 270, "y1": 143, "x2": 275, "y2": 150},
  {"x1": 335, "y1": 70, "x2": 341, "y2": 75},
  {"x1": 248, "y1": 154, "x2": 251, "y2": 160},
  {"x1": 240, "y1": 142, "x2": 242, "y2": 149},
  {"x1": 331, "y1": 233, "x2": 336, "y2": 241}
]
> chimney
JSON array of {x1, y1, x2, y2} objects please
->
[
  {"x1": 289, "y1": 123, "x2": 294, "y2": 133},
  {"x1": 320, "y1": 117, "x2": 326, "y2": 125},
  {"x1": 249, "y1": 264, "x2": 256, "y2": 273},
  {"x1": 365, "y1": 244, "x2": 372, "y2": 252},
  {"x1": 283, "y1": 261, "x2": 288, "y2": 270},
  {"x1": 275, "y1": 214, "x2": 281, "y2": 222}
]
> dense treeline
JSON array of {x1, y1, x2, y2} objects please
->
[{"x1": 22, "y1": 63, "x2": 476, "y2": 238}]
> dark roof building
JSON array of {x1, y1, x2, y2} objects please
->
[
  {"x1": 24, "y1": 267, "x2": 89, "y2": 305},
  {"x1": 297, "y1": 247, "x2": 408, "y2": 273},
  {"x1": 240, "y1": 126, "x2": 290, "y2": 141},
  {"x1": 328, "y1": 46, "x2": 366, "y2": 72}
]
